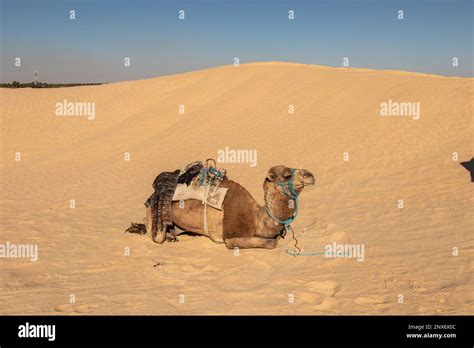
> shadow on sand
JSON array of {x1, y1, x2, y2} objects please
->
[{"x1": 460, "y1": 158, "x2": 474, "y2": 182}]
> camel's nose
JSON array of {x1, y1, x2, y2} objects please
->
[{"x1": 302, "y1": 170, "x2": 315, "y2": 185}]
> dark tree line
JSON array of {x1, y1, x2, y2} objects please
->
[{"x1": 0, "y1": 81, "x2": 106, "y2": 88}]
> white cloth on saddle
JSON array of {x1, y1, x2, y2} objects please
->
[{"x1": 172, "y1": 183, "x2": 228, "y2": 210}]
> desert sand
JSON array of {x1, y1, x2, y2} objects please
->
[{"x1": 0, "y1": 62, "x2": 472, "y2": 314}]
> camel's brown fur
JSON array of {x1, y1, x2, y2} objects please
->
[{"x1": 221, "y1": 178, "x2": 260, "y2": 239}]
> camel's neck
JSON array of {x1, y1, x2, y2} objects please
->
[{"x1": 256, "y1": 184, "x2": 297, "y2": 238}]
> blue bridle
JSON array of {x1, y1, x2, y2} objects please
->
[{"x1": 264, "y1": 169, "x2": 299, "y2": 227}]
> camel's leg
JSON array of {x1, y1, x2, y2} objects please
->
[
  {"x1": 145, "y1": 207, "x2": 167, "y2": 244},
  {"x1": 224, "y1": 237, "x2": 278, "y2": 250},
  {"x1": 152, "y1": 229, "x2": 168, "y2": 244},
  {"x1": 166, "y1": 234, "x2": 178, "y2": 242},
  {"x1": 170, "y1": 228, "x2": 182, "y2": 237},
  {"x1": 166, "y1": 227, "x2": 179, "y2": 242}
]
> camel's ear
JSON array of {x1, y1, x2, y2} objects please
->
[{"x1": 266, "y1": 171, "x2": 276, "y2": 182}]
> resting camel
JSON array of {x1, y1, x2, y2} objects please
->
[{"x1": 128, "y1": 165, "x2": 315, "y2": 249}]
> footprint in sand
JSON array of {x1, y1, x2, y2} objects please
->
[
  {"x1": 328, "y1": 231, "x2": 353, "y2": 244},
  {"x1": 355, "y1": 295, "x2": 391, "y2": 312},
  {"x1": 304, "y1": 280, "x2": 341, "y2": 297},
  {"x1": 215, "y1": 259, "x2": 276, "y2": 291},
  {"x1": 54, "y1": 304, "x2": 69, "y2": 312},
  {"x1": 54, "y1": 304, "x2": 92, "y2": 313},
  {"x1": 297, "y1": 292, "x2": 324, "y2": 305}
]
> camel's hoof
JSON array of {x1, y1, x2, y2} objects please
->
[{"x1": 167, "y1": 235, "x2": 179, "y2": 242}]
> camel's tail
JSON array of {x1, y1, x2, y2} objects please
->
[{"x1": 125, "y1": 222, "x2": 147, "y2": 235}]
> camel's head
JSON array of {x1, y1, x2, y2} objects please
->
[{"x1": 264, "y1": 165, "x2": 315, "y2": 197}]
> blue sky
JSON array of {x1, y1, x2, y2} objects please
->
[{"x1": 1, "y1": 0, "x2": 472, "y2": 82}]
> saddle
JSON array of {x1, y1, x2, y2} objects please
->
[{"x1": 144, "y1": 159, "x2": 227, "y2": 242}]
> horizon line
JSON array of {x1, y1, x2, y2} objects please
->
[{"x1": 2, "y1": 61, "x2": 473, "y2": 86}]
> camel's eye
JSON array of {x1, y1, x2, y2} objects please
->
[{"x1": 283, "y1": 173, "x2": 292, "y2": 180}]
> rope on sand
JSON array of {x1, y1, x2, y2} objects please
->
[{"x1": 286, "y1": 249, "x2": 327, "y2": 257}]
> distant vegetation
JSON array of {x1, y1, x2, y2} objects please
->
[{"x1": 0, "y1": 81, "x2": 106, "y2": 88}]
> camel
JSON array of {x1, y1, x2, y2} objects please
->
[{"x1": 127, "y1": 165, "x2": 315, "y2": 249}]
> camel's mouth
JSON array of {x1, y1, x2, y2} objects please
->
[
  {"x1": 294, "y1": 181, "x2": 315, "y2": 194},
  {"x1": 291, "y1": 171, "x2": 315, "y2": 193}
]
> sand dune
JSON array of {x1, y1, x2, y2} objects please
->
[{"x1": 1, "y1": 62, "x2": 472, "y2": 314}]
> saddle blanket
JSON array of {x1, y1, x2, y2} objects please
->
[{"x1": 172, "y1": 183, "x2": 228, "y2": 210}]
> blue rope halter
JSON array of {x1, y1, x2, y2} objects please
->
[{"x1": 264, "y1": 168, "x2": 299, "y2": 227}]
